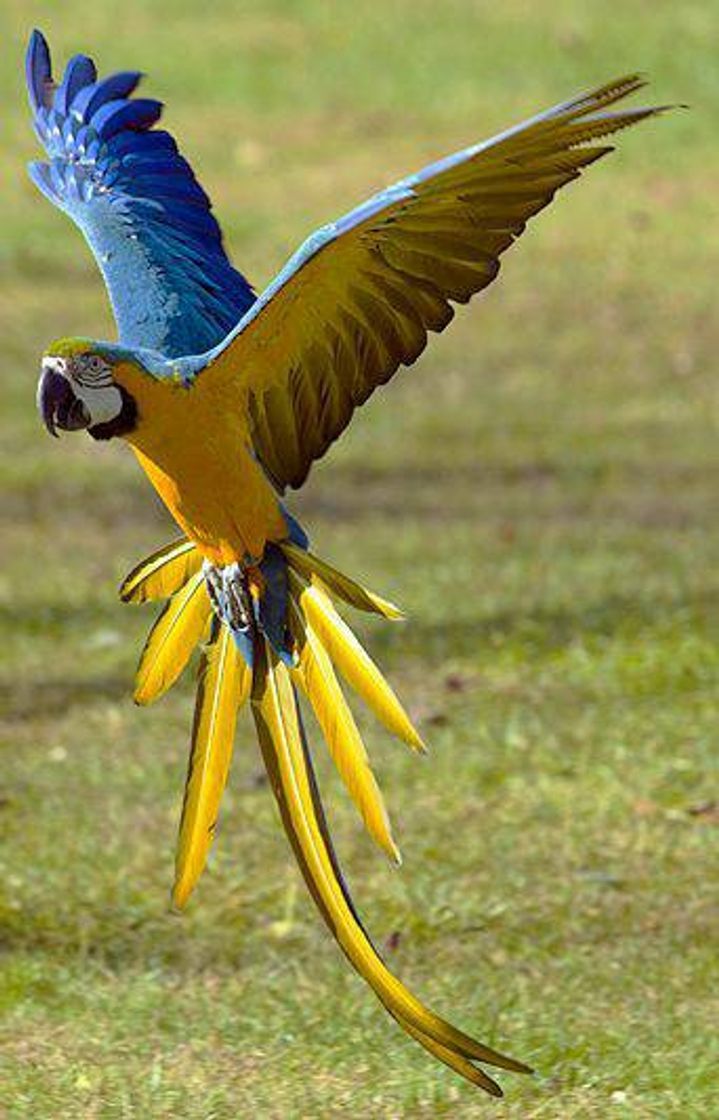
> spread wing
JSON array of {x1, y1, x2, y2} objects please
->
[
  {"x1": 185, "y1": 75, "x2": 666, "y2": 491},
  {"x1": 25, "y1": 29, "x2": 255, "y2": 358}
]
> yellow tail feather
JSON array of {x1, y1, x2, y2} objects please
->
[
  {"x1": 122, "y1": 538, "x2": 530, "y2": 1091},
  {"x1": 173, "y1": 620, "x2": 251, "y2": 909},
  {"x1": 281, "y1": 542, "x2": 404, "y2": 620},
  {"x1": 398, "y1": 1017, "x2": 505, "y2": 1097},
  {"x1": 288, "y1": 596, "x2": 400, "y2": 864},
  {"x1": 120, "y1": 537, "x2": 202, "y2": 604},
  {"x1": 289, "y1": 571, "x2": 424, "y2": 752},
  {"x1": 133, "y1": 571, "x2": 211, "y2": 705},
  {"x1": 250, "y1": 636, "x2": 529, "y2": 1095}
]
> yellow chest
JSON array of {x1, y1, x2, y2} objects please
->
[{"x1": 115, "y1": 362, "x2": 286, "y2": 565}]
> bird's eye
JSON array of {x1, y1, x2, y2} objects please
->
[
  {"x1": 71, "y1": 353, "x2": 110, "y2": 386},
  {"x1": 77, "y1": 355, "x2": 110, "y2": 382}
]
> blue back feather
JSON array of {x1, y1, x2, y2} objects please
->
[{"x1": 25, "y1": 29, "x2": 255, "y2": 358}]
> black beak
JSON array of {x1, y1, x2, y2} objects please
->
[{"x1": 37, "y1": 368, "x2": 91, "y2": 437}]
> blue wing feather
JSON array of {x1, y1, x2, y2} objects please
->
[
  {"x1": 91, "y1": 98, "x2": 163, "y2": 141},
  {"x1": 25, "y1": 30, "x2": 255, "y2": 358},
  {"x1": 25, "y1": 30, "x2": 52, "y2": 112},
  {"x1": 54, "y1": 55, "x2": 97, "y2": 115},
  {"x1": 71, "y1": 72, "x2": 143, "y2": 119}
]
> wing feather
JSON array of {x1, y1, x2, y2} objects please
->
[
  {"x1": 25, "y1": 29, "x2": 254, "y2": 357},
  {"x1": 187, "y1": 76, "x2": 668, "y2": 490}
]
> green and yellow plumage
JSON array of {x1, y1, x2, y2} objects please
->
[{"x1": 44, "y1": 336, "x2": 97, "y2": 360}]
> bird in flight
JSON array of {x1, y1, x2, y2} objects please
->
[{"x1": 27, "y1": 28, "x2": 668, "y2": 1096}]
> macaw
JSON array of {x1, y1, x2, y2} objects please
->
[{"x1": 26, "y1": 27, "x2": 667, "y2": 1096}]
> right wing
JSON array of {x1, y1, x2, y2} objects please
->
[
  {"x1": 184, "y1": 76, "x2": 667, "y2": 491},
  {"x1": 25, "y1": 29, "x2": 255, "y2": 358}
]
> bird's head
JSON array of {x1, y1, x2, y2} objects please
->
[{"x1": 37, "y1": 338, "x2": 139, "y2": 440}]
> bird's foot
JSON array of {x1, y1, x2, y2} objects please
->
[
  {"x1": 202, "y1": 549, "x2": 292, "y2": 665},
  {"x1": 202, "y1": 560, "x2": 254, "y2": 633}
]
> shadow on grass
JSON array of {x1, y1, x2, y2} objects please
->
[
  {"x1": 0, "y1": 869, "x2": 270, "y2": 977},
  {"x1": 300, "y1": 455, "x2": 717, "y2": 524},
  {"x1": 4, "y1": 585, "x2": 716, "y2": 724},
  {"x1": 8, "y1": 455, "x2": 711, "y2": 532},
  {"x1": 0, "y1": 674, "x2": 133, "y2": 722},
  {"x1": 368, "y1": 587, "x2": 719, "y2": 662}
]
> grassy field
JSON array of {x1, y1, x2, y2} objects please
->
[{"x1": 1, "y1": 1, "x2": 717, "y2": 1116}]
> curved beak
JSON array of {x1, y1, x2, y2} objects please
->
[{"x1": 37, "y1": 368, "x2": 91, "y2": 437}]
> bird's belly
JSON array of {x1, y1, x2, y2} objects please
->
[{"x1": 130, "y1": 440, "x2": 286, "y2": 566}]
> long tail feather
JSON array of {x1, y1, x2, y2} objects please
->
[
  {"x1": 398, "y1": 1018, "x2": 505, "y2": 1096},
  {"x1": 289, "y1": 570, "x2": 424, "y2": 751},
  {"x1": 120, "y1": 537, "x2": 202, "y2": 604},
  {"x1": 288, "y1": 596, "x2": 400, "y2": 863},
  {"x1": 133, "y1": 571, "x2": 211, "y2": 705},
  {"x1": 250, "y1": 636, "x2": 530, "y2": 1095},
  {"x1": 173, "y1": 619, "x2": 251, "y2": 908}
]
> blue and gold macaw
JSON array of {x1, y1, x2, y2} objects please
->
[{"x1": 27, "y1": 28, "x2": 667, "y2": 1096}]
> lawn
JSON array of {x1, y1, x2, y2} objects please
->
[{"x1": 0, "y1": 1, "x2": 717, "y2": 1117}]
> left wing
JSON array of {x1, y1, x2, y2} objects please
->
[
  {"x1": 184, "y1": 76, "x2": 667, "y2": 491},
  {"x1": 25, "y1": 30, "x2": 255, "y2": 357}
]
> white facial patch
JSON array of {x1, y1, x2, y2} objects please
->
[{"x1": 72, "y1": 379, "x2": 123, "y2": 425}]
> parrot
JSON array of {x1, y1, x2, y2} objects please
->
[{"x1": 26, "y1": 27, "x2": 669, "y2": 1097}]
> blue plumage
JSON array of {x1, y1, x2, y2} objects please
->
[
  {"x1": 53, "y1": 55, "x2": 97, "y2": 115},
  {"x1": 255, "y1": 544, "x2": 293, "y2": 665},
  {"x1": 25, "y1": 29, "x2": 52, "y2": 112},
  {"x1": 25, "y1": 30, "x2": 255, "y2": 358}
]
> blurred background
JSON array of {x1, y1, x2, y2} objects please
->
[{"x1": 1, "y1": 2, "x2": 717, "y2": 1116}]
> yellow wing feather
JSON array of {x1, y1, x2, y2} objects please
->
[
  {"x1": 173, "y1": 621, "x2": 251, "y2": 909},
  {"x1": 120, "y1": 537, "x2": 202, "y2": 604},
  {"x1": 202, "y1": 78, "x2": 666, "y2": 494},
  {"x1": 288, "y1": 597, "x2": 400, "y2": 863},
  {"x1": 250, "y1": 637, "x2": 530, "y2": 1095},
  {"x1": 133, "y1": 571, "x2": 211, "y2": 705}
]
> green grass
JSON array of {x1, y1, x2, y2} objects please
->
[{"x1": 0, "y1": 1, "x2": 717, "y2": 1116}]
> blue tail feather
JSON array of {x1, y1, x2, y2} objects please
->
[
  {"x1": 281, "y1": 507, "x2": 309, "y2": 550},
  {"x1": 256, "y1": 545, "x2": 293, "y2": 665}
]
